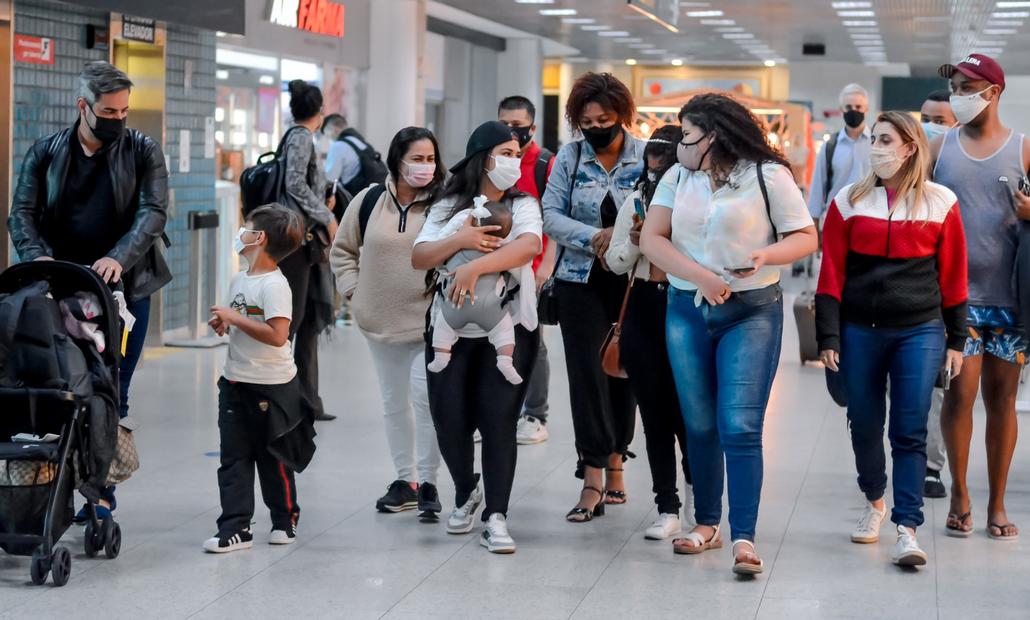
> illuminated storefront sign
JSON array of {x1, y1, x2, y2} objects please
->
[{"x1": 269, "y1": 0, "x2": 345, "y2": 37}]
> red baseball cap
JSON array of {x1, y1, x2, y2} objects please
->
[{"x1": 939, "y1": 54, "x2": 1006, "y2": 91}]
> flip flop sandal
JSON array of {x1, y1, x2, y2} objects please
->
[
  {"x1": 945, "y1": 511, "x2": 973, "y2": 538},
  {"x1": 987, "y1": 522, "x2": 1020, "y2": 541},
  {"x1": 673, "y1": 525, "x2": 722, "y2": 555},
  {"x1": 731, "y1": 539, "x2": 764, "y2": 575}
]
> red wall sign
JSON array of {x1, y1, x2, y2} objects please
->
[
  {"x1": 269, "y1": 0, "x2": 345, "y2": 38},
  {"x1": 14, "y1": 34, "x2": 55, "y2": 65}
]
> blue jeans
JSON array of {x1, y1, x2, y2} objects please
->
[
  {"x1": 119, "y1": 296, "x2": 151, "y2": 419},
  {"x1": 841, "y1": 320, "x2": 945, "y2": 529},
  {"x1": 666, "y1": 284, "x2": 783, "y2": 542}
]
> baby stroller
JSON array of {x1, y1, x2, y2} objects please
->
[{"x1": 0, "y1": 261, "x2": 122, "y2": 586}]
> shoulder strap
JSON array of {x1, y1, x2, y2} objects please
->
[
  {"x1": 756, "y1": 162, "x2": 778, "y2": 240},
  {"x1": 534, "y1": 148, "x2": 554, "y2": 199},
  {"x1": 358, "y1": 184, "x2": 387, "y2": 241},
  {"x1": 823, "y1": 132, "x2": 838, "y2": 204}
]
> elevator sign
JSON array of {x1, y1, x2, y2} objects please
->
[{"x1": 268, "y1": 0, "x2": 346, "y2": 38}]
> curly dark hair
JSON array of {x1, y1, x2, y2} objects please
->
[
  {"x1": 288, "y1": 80, "x2": 322, "y2": 122},
  {"x1": 565, "y1": 72, "x2": 636, "y2": 129},
  {"x1": 386, "y1": 126, "x2": 445, "y2": 208},
  {"x1": 678, "y1": 94, "x2": 790, "y2": 175},
  {"x1": 639, "y1": 124, "x2": 681, "y2": 203}
]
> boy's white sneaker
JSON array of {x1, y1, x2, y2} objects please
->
[
  {"x1": 851, "y1": 502, "x2": 887, "y2": 544},
  {"x1": 892, "y1": 525, "x2": 928, "y2": 567},
  {"x1": 645, "y1": 513, "x2": 683, "y2": 540}
]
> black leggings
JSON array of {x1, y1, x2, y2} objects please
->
[
  {"x1": 426, "y1": 325, "x2": 539, "y2": 519},
  {"x1": 556, "y1": 263, "x2": 637, "y2": 472},
  {"x1": 620, "y1": 281, "x2": 691, "y2": 514}
]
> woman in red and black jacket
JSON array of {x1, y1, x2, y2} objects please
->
[{"x1": 816, "y1": 111, "x2": 967, "y2": 569}]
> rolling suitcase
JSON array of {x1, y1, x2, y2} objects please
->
[{"x1": 794, "y1": 288, "x2": 819, "y2": 363}]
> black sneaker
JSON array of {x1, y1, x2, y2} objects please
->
[
  {"x1": 418, "y1": 482, "x2": 443, "y2": 513},
  {"x1": 923, "y1": 469, "x2": 947, "y2": 498},
  {"x1": 203, "y1": 528, "x2": 253, "y2": 553},
  {"x1": 376, "y1": 480, "x2": 418, "y2": 513}
]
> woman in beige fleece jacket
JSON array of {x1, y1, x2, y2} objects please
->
[{"x1": 329, "y1": 127, "x2": 446, "y2": 516}]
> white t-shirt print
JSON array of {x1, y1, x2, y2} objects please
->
[{"x1": 222, "y1": 269, "x2": 297, "y2": 385}]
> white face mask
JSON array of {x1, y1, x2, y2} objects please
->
[
  {"x1": 869, "y1": 146, "x2": 906, "y2": 180},
  {"x1": 234, "y1": 227, "x2": 261, "y2": 255},
  {"x1": 486, "y1": 155, "x2": 522, "y2": 191},
  {"x1": 950, "y1": 86, "x2": 993, "y2": 125},
  {"x1": 401, "y1": 161, "x2": 436, "y2": 189}
]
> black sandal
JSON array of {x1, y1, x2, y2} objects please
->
[
  {"x1": 566, "y1": 486, "x2": 606, "y2": 522},
  {"x1": 605, "y1": 468, "x2": 627, "y2": 505}
]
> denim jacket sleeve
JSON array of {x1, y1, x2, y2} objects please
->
[{"x1": 542, "y1": 142, "x2": 599, "y2": 252}]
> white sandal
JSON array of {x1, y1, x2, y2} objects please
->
[
  {"x1": 672, "y1": 524, "x2": 722, "y2": 555},
  {"x1": 731, "y1": 539, "x2": 764, "y2": 575}
]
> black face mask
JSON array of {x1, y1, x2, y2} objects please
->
[
  {"x1": 582, "y1": 124, "x2": 621, "y2": 151},
  {"x1": 843, "y1": 109, "x2": 865, "y2": 129},
  {"x1": 85, "y1": 104, "x2": 126, "y2": 145},
  {"x1": 509, "y1": 125, "x2": 534, "y2": 148}
]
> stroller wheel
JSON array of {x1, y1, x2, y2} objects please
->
[
  {"x1": 84, "y1": 520, "x2": 101, "y2": 558},
  {"x1": 50, "y1": 547, "x2": 71, "y2": 587},
  {"x1": 103, "y1": 518, "x2": 121, "y2": 559},
  {"x1": 29, "y1": 549, "x2": 49, "y2": 586}
]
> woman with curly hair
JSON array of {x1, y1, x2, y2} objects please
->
[{"x1": 641, "y1": 94, "x2": 817, "y2": 574}]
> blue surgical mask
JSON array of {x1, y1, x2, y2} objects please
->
[{"x1": 922, "y1": 121, "x2": 951, "y2": 141}]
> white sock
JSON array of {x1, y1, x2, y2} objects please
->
[
  {"x1": 496, "y1": 355, "x2": 523, "y2": 385},
  {"x1": 427, "y1": 351, "x2": 451, "y2": 373}
]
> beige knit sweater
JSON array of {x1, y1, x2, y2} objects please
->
[{"x1": 329, "y1": 177, "x2": 432, "y2": 344}]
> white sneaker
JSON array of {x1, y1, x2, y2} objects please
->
[
  {"x1": 480, "y1": 513, "x2": 516, "y2": 554},
  {"x1": 516, "y1": 416, "x2": 549, "y2": 445},
  {"x1": 269, "y1": 524, "x2": 297, "y2": 545},
  {"x1": 645, "y1": 513, "x2": 683, "y2": 540},
  {"x1": 851, "y1": 502, "x2": 887, "y2": 544},
  {"x1": 446, "y1": 483, "x2": 483, "y2": 534},
  {"x1": 892, "y1": 525, "x2": 928, "y2": 566},
  {"x1": 473, "y1": 429, "x2": 482, "y2": 443}
]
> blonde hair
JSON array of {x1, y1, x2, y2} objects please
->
[{"x1": 847, "y1": 111, "x2": 931, "y2": 220}]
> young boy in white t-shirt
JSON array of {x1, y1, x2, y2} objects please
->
[{"x1": 202, "y1": 204, "x2": 309, "y2": 554}]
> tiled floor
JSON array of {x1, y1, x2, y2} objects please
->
[{"x1": 2, "y1": 278, "x2": 1029, "y2": 619}]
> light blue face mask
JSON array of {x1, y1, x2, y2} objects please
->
[{"x1": 922, "y1": 121, "x2": 952, "y2": 141}]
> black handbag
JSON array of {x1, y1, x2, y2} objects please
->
[{"x1": 537, "y1": 142, "x2": 582, "y2": 326}]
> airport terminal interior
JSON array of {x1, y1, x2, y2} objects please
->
[{"x1": 1, "y1": 0, "x2": 1030, "y2": 618}]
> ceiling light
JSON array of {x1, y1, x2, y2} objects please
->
[
  {"x1": 842, "y1": 20, "x2": 877, "y2": 26},
  {"x1": 700, "y1": 19, "x2": 735, "y2": 25},
  {"x1": 716, "y1": 27, "x2": 745, "y2": 32},
  {"x1": 974, "y1": 40, "x2": 1006, "y2": 46},
  {"x1": 992, "y1": 11, "x2": 1030, "y2": 17},
  {"x1": 832, "y1": 1, "x2": 871, "y2": 7},
  {"x1": 913, "y1": 15, "x2": 950, "y2": 22},
  {"x1": 686, "y1": 10, "x2": 723, "y2": 17},
  {"x1": 987, "y1": 19, "x2": 1024, "y2": 26},
  {"x1": 640, "y1": 49, "x2": 669, "y2": 54},
  {"x1": 972, "y1": 47, "x2": 1005, "y2": 54},
  {"x1": 625, "y1": 58, "x2": 638, "y2": 65},
  {"x1": 854, "y1": 41, "x2": 884, "y2": 47},
  {"x1": 764, "y1": 60, "x2": 776, "y2": 67},
  {"x1": 723, "y1": 33, "x2": 755, "y2": 39},
  {"x1": 671, "y1": 58, "x2": 684, "y2": 66},
  {"x1": 983, "y1": 28, "x2": 1018, "y2": 34},
  {"x1": 615, "y1": 37, "x2": 643, "y2": 42},
  {"x1": 580, "y1": 25, "x2": 609, "y2": 30},
  {"x1": 865, "y1": 61, "x2": 888, "y2": 67},
  {"x1": 259, "y1": 75, "x2": 275, "y2": 85},
  {"x1": 679, "y1": 1, "x2": 711, "y2": 6},
  {"x1": 997, "y1": 1, "x2": 1030, "y2": 6},
  {"x1": 565, "y1": 56, "x2": 591, "y2": 63},
  {"x1": 215, "y1": 69, "x2": 229, "y2": 80},
  {"x1": 598, "y1": 30, "x2": 631, "y2": 36},
  {"x1": 515, "y1": 0, "x2": 554, "y2": 3},
  {"x1": 629, "y1": 43, "x2": 654, "y2": 48},
  {"x1": 539, "y1": 8, "x2": 576, "y2": 15},
  {"x1": 838, "y1": 10, "x2": 875, "y2": 16},
  {"x1": 561, "y1": 18, "x2": 595, "y2": 24}
]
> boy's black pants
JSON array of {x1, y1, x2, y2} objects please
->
[{"x1": 216, "y1": 378, "x2": 299, "y2": 534}]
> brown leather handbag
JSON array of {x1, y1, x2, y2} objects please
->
[{"x1": 599, "y1": 263, "x2": 639, "y2": 379}]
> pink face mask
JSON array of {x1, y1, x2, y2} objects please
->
[{"x1": 401, "y1": 161, "x2": 436, "y2": 188}]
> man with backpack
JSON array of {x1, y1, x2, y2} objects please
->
[
  {"x1": 499, "y1": 95, "x2": 555, "y2": 445},
  {"x1": 8, "y1": 61, "x2": 171, "y2": 518},
  {"x1": 322, "y1": 114, "x2": 388, "y2": 197},
  {"x1": 807, "y1": 83, "x2": 873, "y2": 222}
]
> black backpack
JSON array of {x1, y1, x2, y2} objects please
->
[
  {"x1": 534, "y1": 148, "x2": 554, "y2": 199},
  {"x1": 336, "y1": 128, "x2": 388, "y2": 196},
  {"x1": 358, "y1": 184, "x2": 388, "y2": 241},
  {"x1": 239, "y1": 126, "x2": 304, "y2": 217}
]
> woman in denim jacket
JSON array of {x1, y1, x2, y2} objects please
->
[
  {"x1": 542, "y1": 72, "x2": 644, "y2": 522},
  {"x1": 641, "y1": 94, "x2": 817, "y2": 574}
]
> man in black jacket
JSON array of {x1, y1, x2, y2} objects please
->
[{"x1": 8, "y1": 61, "x2": 171, "y2": 515}]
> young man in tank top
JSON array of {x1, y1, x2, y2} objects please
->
[{"x1": 931, "y1": 54, "x2": 1030, "y2": 541}]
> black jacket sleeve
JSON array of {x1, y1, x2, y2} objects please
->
[
  {"x1": 8, "y1": 140, "x2": 53, "y2": 261},
  {"x1": 106, "y1": 137, "x2": 169, "y2": 270}
]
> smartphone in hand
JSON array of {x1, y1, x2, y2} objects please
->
[
  {"x1": 633, "y1": 197, "x2": 646, "y2": 221},
  {"x1": 724, "y1": 265, "x2": 756, "y2": 275},
  {"x1": 1019, "y1": 175, "x2": 1030, "y2": 197}
]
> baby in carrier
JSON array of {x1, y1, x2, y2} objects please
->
[{"x1": 427, "y1": 196, "x2": 523, "y2": 384}]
